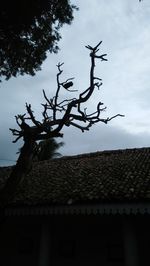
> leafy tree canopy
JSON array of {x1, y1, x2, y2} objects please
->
[{"x1": 0, "y1": 0, "x2": 78, "y2": 80}]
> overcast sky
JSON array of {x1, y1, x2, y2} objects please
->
[{"x1": 1, "y1": 0, "x2": 150, "y2": 166}]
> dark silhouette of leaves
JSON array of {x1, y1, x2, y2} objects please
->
[
  {"x1": 0, "y1": 0, "x2": 78, "y2": 81},
  {"x1": 37, "y1": 138, "x2": 64, "y2": 161}
]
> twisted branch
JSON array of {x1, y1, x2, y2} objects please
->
[{"x1": 10, "y1": 41, "x2": 124, "y2": 145}]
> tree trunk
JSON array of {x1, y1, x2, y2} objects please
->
[{"x1": 0, "y1": 140, "x2": 35, "y2": 206}]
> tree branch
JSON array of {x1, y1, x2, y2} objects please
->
[
  {"x1": 1, "y1": 41, "x2": 124, "y2": 205},
  {"x1": 10, "y1": 41, "x2": 123, "y2": 145}
]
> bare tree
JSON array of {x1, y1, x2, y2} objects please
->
[{"x1": 0, "y1": 41, "x2": 124, "y2": 204}]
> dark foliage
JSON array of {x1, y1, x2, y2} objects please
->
[
  {"x1": 37, "y1": 138, "x2": 64, "y2": 161},
  {"x1": 0, "y1": 0, "x2": 78, "y2": 80}
]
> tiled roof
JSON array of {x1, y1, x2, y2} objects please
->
[{"x1": 1, "y1": 147, "x2": 150, "y2": 206}]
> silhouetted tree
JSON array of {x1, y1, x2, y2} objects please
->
[
  {"x1": 0, "y1": 41, "x2": 124, "y2": 204},
  {"x1": 0, "y1": 0, "x2": 78, "y2": 81},
  {"x1": 37, "y1": 138, "x2": 64, "y2": 161}
]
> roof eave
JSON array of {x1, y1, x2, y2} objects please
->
[{"x1": 4, "y1": 202, "x2": 150, "y2": 216}]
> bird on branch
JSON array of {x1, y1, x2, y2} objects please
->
[{"x1": 62, "y1": 81, "x2": 73, "y2": 90}]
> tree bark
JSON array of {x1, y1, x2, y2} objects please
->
[{"x1": 0, "y1": 140, "x2": 35, "y2": 206}]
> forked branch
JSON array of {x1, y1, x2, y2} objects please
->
[
  {"x1": 10, "y1": 41, "x2": 124, "y2": 144},
  {"x1": 0, "y1": 41, "x2": 124, "y2": 206}
]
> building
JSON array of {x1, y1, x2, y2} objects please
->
[{"x1": 0, "y1": 147, "x2": 150, "y2": 266}]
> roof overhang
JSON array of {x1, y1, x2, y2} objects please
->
[{"x1": 4, "y1": 202, "x2": 150, "y2": 216}]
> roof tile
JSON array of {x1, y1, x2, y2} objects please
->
[{"x1": 1, "y1": 147, "x2": 150, "y2": 206}]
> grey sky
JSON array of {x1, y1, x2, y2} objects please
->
[{"x1": 1, "y1": 0, "x2": 150, "y2": 166}]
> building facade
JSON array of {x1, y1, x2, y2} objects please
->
[{"x1": 1, "y1": 147, "x2": 150, "y2": 265}]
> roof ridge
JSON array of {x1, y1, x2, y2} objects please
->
[
  {"x1": 1, "y1": 146, "x2": 150, "y2": 169},
  {"x1": 35, "y1": 146, "x2": 150, "y2": 164}
]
